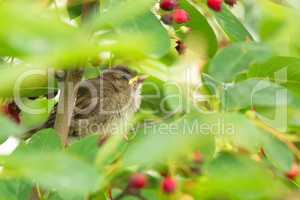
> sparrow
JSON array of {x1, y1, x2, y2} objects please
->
[{"x1": 26, "y1": 66, "x2": 146, "y2": 139}]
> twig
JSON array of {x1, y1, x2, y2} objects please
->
[
  {"x1": 54, "y1": 70, "x2": 83, "y2": 145},
  {"x1": 54, "y1": 0, "x2": 99, "y2": 145}
]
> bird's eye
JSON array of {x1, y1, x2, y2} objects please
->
[{"x1": 121, "y1": 75, "x2": 129, "y2": 80}]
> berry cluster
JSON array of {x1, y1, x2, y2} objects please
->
[
  {"x1": 159, "y1": 0, "x2": 190, "y2": 55},
  {"x1": 207, "y1": 0, "x2": 237, "y2": 12},
  {"x1": 127, "y1": 173, "x2": 177, "y2": 194},
  {"x1": 159, "y1": 0, "x2": 189, "y2": 25}
]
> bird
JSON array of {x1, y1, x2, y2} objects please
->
[{"x1": 25, "y1": 66, "x2": 147, "y2": 140}]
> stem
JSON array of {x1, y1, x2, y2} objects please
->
[
  {"x1": 54, "y1": 0, "x2": 99, "y2": 145},
  {"x1": 54, "y1": 69, "x2": 83, "y2": 145}
]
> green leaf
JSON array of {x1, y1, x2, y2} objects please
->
[
  {"x1": 123, "y1": 113, "x2": 216, "y2": 166},
  {"x1": 206, "y1": 42, "x2": 273, "y2": 82},
  {"x1": 0, "y1": 2, "x2": 98, "y2": 68},
  {"x1": 213, "y1": 6, "x2": 254, "y2": 42},
  {"x1": 0, "y1": 114, "x2": 25, "y2": 143},
  {"x1": 202, "y1": 112, "x2": 265, "y2": 152},
  {"x1": 67, "y1": 135, "x2": 98, "y2": 163},
  {"x1": 0, "y1": 66, "x2": 49, "y2": 98},
  {"x1": 0, "y1": 2, "x2": 77, "y2": 57},
  {"x1": 218, "y1": 113, "x2": 265, "y2": 152},
  {"x1": 269, "y1": 0, "x2": 300, "y2": 9},
  {"x1": 67, "y1": 0, "x2": 83, "y2": 19},
  {"x1": 177, "y1": 0, "x2": 218, "y2": 57},
  {"x1": 95, "y1": 0, "x2": 156, "y2": 29},
  {"x1": 4, "y1": 152, "x2": 102, "y2": 196},
  {"x1": 263, "y1": 134, "x2": 294, "y2": 172},
  {"x1": 195, "y1": 152, "x2": 286, "y2": 200},
  {"x1": 222, "y1": 79, "x2": 293, "y2": 111},
  {"x1": 248, "y1": 56, "x2": 300, "y2": 95},
  {"x1": 14, "y1": 129, "x2": 61, "y2": 155},
  {"x1": 21, "y1": 98, "x2": 56, "y2": 129},
  {"x1": 0, "y1": 180, "x2": 32, "y2": 200},
  {"x1": 116, "y1": 12, "x2": 171, "y2": 58}
]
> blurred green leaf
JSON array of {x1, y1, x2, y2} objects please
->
[
  {"x1": 0, "y1": 1, "x2": 99, "y2": 68},
  {"x1": 0, "y1": 114, "x2": 25, "y2": 143},
  {"x1": 263, "y1": 134, "x2": 294, "y2": 172},
  {"x1": 0, "y1": 66, "x2": 50, "y2": 98},
  {"x1": 117, "y1": 12, "x2": 170, "y2": 58},
  {"x1": 269, "y1": 0, "x2": 300, "y2": 9},
  {"x1": 0, "y1": 2, "x2": 76, "y2": 57},
  {"x1": 14, "y1": 129, "x2": 61, "y2": 155},
  {"x1": 248, "y1": 56, "x2": 300, "y2": 95},
  {"x1": 67, "y1": 135, "x2": 98, "y2": 163},
  {"x1": 163, "y1": 82, "x2": 195, "y2": 114},
  {"x1": 0, "y1": 180, "x2": 32, "y2": 200},
  {"x1": 4, "y1": 152, "x2": 102, "y2": 196},
  {"x1": 21, "y1": 98, "x2": 56, "y2": 129},
  {"x1": 213, "y1": 6, "x2": 254, "y2": 42},
  {"x1": 95, "y1": 0, "x2": 156, "y2": 29},
  {"x1": 206, "y1": 42, "x2": 273, "y2": 82},
  {"x1": 47, "y1": 193, "x2": 64, "y2": 200},
  {"x1": 67, "y1": 0, "x2": 83, "y2": 19},
  {"x1": 218, "y1": 113, "x2": 265, "y2": 152},
  {"x1": 194, "y1": 152, "x2": 286, "y2": 200},
  {"x1": 222, "y1": 79, "x2": 293, "y2": 111},
  {"x1": 123, "y1": 113, "x2": 216, "y2": 166}
]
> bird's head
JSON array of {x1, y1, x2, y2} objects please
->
[{"x1": 101, "y1": 66, "x2": 148, "y2": 92}]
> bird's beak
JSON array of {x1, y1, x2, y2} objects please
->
[{"x1": 129, "y1": 75, "x2": 149, "y2": 86}]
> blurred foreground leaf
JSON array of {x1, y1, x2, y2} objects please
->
[
  {"x1": 0, "y1": 66, "x2": 50, "y2": 98},
  {"x1": 206, "y1": 42, "x2": 273, "y2": 82},
  {"x1": 248, "y1": 56, "x2": 300, "y2": 95},
  {"x1": 0, "y1": 114, "x2": 25, "y2": 143},
  {"x1": 0, "y1": 180, "x2": 32, "y2": 200},
  {"x1": 67, "y1": 134, "x2": 98, "y2": 163},
  {"x1": 3, "y1": 152, "x2": 101, "y2": 196},
  {"x1": 95, "y1": 0, "x2": 156, "y2": 29},
  {"x1": 263, "y1": 134, "x2": 294, "y2": 172},
  {"x1": 213, "y1": 6, "x2": 254, "y2": 42},
  {"x1": 192, "y1": 152, "x2": 286, "y2": 200},
  {"x1": 117, "y1": 12, "x2": 170, "y2": 58},
  {"x1": 123, "y1": 113, "x2": 216, "y2": 166},
  {"x1": 5, "y1": 129, "x2": 101, "y2": 196},
  {"x1": 14, "y1": 129, "x2": 61, "y2": 155}
]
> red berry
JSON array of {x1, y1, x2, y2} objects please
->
[
  {"x1": 162, "y1": 177, "x2": 177, "y2": 194},
  {"x1": 207, "y1": 0, "x2": 223, "y2": 12},
  {"x1": 286, "y1": 163, "x2": 299, "y2": 180},
  {"x1": 129, "y1": 173, "x2": 148, "y2": 189},
  {"x1": 224, "y1": 0, "x2": 237, "y2": 7},
  {"x1": 161, "y1": 14, "x2": 174, "y2": 25},
  {"x1": 160, "y1": 0, "x2": 177, "y2": 11},
  {"x1": 175, "y1": 40, "x2": 186, "y2": 55},
  {"x1": 193, "y1": 151, "x2": 204, "y2": 164},
  {"x1": 172, "y1": 9, "x2": 189, "y2": 24},
  {"x1": 2, "y1": 102, "x2": 21, "y2": 124}
]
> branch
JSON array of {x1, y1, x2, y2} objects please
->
[
  {"x1": 54, "y1": 69, "x2": 83, "y2": 145},
  {"x1": 54, "y1": 0, "x2": 99, "y2": 145}
]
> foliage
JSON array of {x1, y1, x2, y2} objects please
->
[{"x1": 0, "y1": 0, "x2": 300, "y2": 199}]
